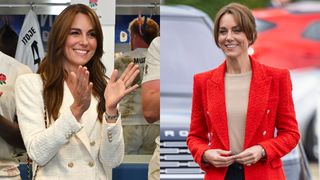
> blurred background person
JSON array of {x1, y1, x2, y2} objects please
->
[
  {"x1": 0, "y1": 21, "x2": 31, "y2": 180},
  {"x1": 142, "y1": 36, "x2": 160, "y2": 180},
  {"x1": 115, "y1": 16, "x2": 160, "y2": 155}
]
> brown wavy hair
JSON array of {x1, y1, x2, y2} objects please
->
[
  {"x1": 37, "y1": 4, "x2": 106, "y2": 123},
  {"x1": 213, "y1": 3, "x2": 257, "y2": 48}
]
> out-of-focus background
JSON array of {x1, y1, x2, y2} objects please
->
[{"x1": 160, "y1": 0, "x2": 319, "y2": 179}]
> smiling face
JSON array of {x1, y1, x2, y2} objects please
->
[
  {"x1": 63, "y1": 13, "x2": 97, "y2": 73},
  {"x1": 218, "y1": 13, "x2": 250, "y2": 59}
]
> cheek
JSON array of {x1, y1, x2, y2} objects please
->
[
  {"x1": 217, "y1": 36, "x2": 225, "y2": 47},
  {"x1": 65, "y1": 36, "x2": 76, "y2": 46},
  {"x1": 90, "y1": 39, "x2": 97, "y2": 49},
  {"x1": 63, "y1": 46, "x2": 69, "y2": 57}
]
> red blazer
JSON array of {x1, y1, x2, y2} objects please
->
[{"x1": 187, "y1": 58, "x2": 300, "y2": 180}]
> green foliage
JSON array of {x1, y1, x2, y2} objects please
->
[{"x1": 164, "y1": 0, "x2": 270, "y2": 20}]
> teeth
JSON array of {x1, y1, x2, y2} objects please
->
[
  {"x1": 74, "y1": 49, "x2": 87, "y2": 55},
  {"x1": 226, "y1": 44, "x2": 236, "y2": 48}
]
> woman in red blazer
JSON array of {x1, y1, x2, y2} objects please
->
[{"x1": 186, "y1": 3, "x2": 300, "y2": 180}]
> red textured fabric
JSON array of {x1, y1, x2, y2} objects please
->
[{"x1": 186, "y1": 57, "x2": 300, "y2": 180}]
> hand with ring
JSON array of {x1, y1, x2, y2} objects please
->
[{"x1": 233, "y1": 145, "x2": 264, "y2": 166}]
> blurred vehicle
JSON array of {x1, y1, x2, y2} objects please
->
[
  {"x1": 251, "y1": 2, "x2": 320, "y2": 69},
  {"x1": 251, "y1": 1, "x2": 320, "y2": 161},
  {"x1": 160, "y1": 4, "x2": 313, "y2": 180}
]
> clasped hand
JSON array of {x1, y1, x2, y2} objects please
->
[
  {"x1": 203, "y1": 145, "x2": 264, "y2": 167},
  {"x1": 68, "y1": 63, "x2": 139, "y2": 121}
]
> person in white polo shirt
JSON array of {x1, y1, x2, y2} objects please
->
[
  {"x1": 0, "y1": 50, "x2": 32, "y2": 179},
  {"x1": 141, "y1": 36, "x2": 160, "y2": 180},
  {"x1": 115, "y1": 17, "x2": 159, "y2": 155}
]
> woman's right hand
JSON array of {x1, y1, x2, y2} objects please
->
[
  {"x1": 67, "y1": 66, "x2": 93, "y2": 121},
  {"x1": 203, "y1": 149, "x2": 235, "y2": 167}
]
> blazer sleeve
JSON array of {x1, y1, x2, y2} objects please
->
[
  {"x1": 186, "y1": 75, "x2": 210, "y2": 170},
  {"x1": 99, "y1": 114, "x2": 124, "y2": 169},
  {"x1": 259, "y1": 70, "x2": 300, "y2": 163},
  {"x1": 15, "y1": 75, "x2": 83, "y2": 166}
]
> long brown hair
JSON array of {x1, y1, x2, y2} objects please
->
[{"x1": 38, "y1": 4, "x2": 106, "y2": 122}]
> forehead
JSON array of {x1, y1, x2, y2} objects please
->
[
  {"x1": 219, "y1": 13, "x2": 240, "y2": 28},
  {"x1": 71, "y1": 13, "x2": 94, "y2": 29}
]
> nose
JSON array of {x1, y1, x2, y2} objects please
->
[
  {"x1": 80, "y1": 35, "x2": 89, "y2": 46},
  {"x1": 225, "y1": 31, "x2": 233, "y2": 41}
]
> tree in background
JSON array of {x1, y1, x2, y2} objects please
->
[{"x1": 164, "y1": 0, "x2": 271, "y2": 20}]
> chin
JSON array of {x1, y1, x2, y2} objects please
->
[
  {"x1": 224, "y1": 52, "x2": 239, "y2": 59},
  {"x1": 78, "y1": 57, "x2": 92, "y2": 63}
]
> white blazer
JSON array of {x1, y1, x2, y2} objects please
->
[{"x1": 15, "y1": 74, "x2": 124, "y2": 180}]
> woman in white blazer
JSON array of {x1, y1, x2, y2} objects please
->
[{"x1": 15, "y1": 4, "x2": 139, "y2": 180}]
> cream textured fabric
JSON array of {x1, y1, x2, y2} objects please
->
[{"x1": 15, "y1": 74, "x2": 124, "y2": 180}]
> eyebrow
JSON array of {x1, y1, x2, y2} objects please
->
[
  {"x1": 219, "y1": 25, "x2": 241, "y2": 29},
  {"x1": 70, "y1": 28, "x2": 96, "y2": 32}
]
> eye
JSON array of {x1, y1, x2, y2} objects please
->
[
  {"x1": 219, "y1": 29, "x2": 227, "y2": 35},
  {"x1": 233, "y1": 27, "x2": 242, "y2": 33},
  {"x1": 70, "y1": 30, "x2": 80, "y2": 36},
  {"x1": 88, "y1": 31, "x2": 97, "y2": 38}
]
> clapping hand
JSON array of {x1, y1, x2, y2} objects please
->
[
  {"x1": 68, "y1": 66, "x2": 93, "y2": 121},
  {"x1": 104, "y1": 62, "x2": 139, "y2": 116}
]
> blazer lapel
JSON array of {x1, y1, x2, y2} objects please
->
[
  {"x1": 207, "y1": 62, "x2": 229, "y2": 150},
  {"x1": 244, "y1": 59, "x2": 272, "y2": 148},
  {"x1": 206, "y1": 59, "x2": 272, "y2": 150},
  {"x1": 63, "y1": 82, "x2": 95, "y2": 159},
  {"x1": 76, "y1": 128, "x2": 95, "y2": 159}
]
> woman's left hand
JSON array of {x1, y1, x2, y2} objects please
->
[
  {"x1": 104, "y1": 62, "x2": 139, "y2": 114},
  {"x1": 234, "y1": 145, "x2": 264, "y2": 166}
]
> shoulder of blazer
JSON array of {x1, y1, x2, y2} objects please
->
[
  {"x1": 194, "y1": 69, "x2": 214, "y2": 82},
  {"x1": 193, "y1": 62, "x2": 226, "y2": 83},
  {"x1": 259, "y1": 63, "x2": 289, "y2": 80}
]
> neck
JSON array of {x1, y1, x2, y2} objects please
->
[
  {"x1": 131, "y1": 36, "x2": 149, "y2": 50},
  {"x1": 63, "y1": 60, "x2": 80, "y2": 80},
  {"x1": 226, "y1": 55, "x2": 251, "y2": 74}
]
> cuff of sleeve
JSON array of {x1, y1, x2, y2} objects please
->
[
  {"x1": 105, "y1": 113, "x2": 122, "y2": 129},
  {"x1": 197, "y1": 146, "x2": 211, "y2": 170},
  {"x1": 55, "y1": 108, "x2": 83, "y2": 142},
  {"x1": 103, "y1": 114, "x2": 122, "y2": 144},
  {"x1": 257, "y1": 143, "x2": 270, "y2": 163}
]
